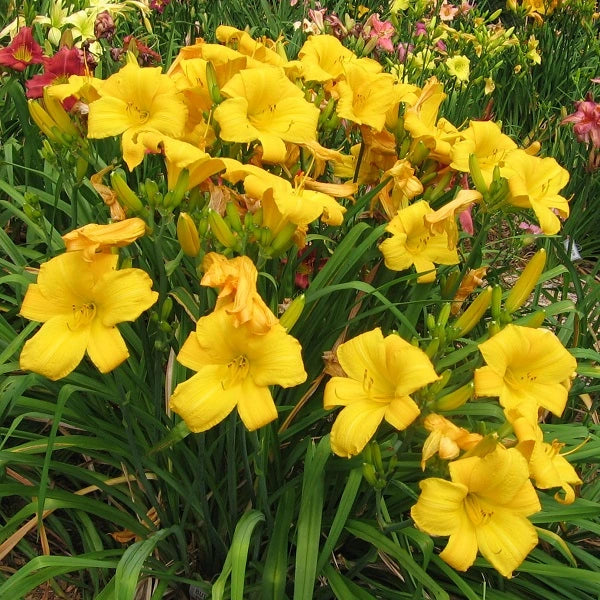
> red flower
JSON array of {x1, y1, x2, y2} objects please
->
[
  {"x1": 26, "y1": 47, "x2": 87, "y2": 99},
  {"x1": 562, "y1": 94, "x2": 600, "y2": 148},
  {"x1": 0, "y1": 27, "x2": 44, "y2": 72}
]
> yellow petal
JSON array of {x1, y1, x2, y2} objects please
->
[
  {"x1": 384, "y1": 334, "x2": 439, "y2": 393},
  {"x1": 86, "y1": 319, "x2": 129, "y2": 373},
  {"x1": 19, "y1": 284, "x2": 63, "y2": 322},
  {"x1": 20, "y1": 316, "x2": 89, "y2": 380},
  {"x1": 411, "y1": 477, "x2": 468, "y2": 536},
  {"x1": 473, "y1": 365, "x2": 504, "y2": 397},
  {"x1": 384, "y1": 395, "x2": 420, "y2": 430},
  {"x1": 467, "y1": 447, "x2": 531, "y2": 506},
  {"x1": 32, "y1": 252, "x2": 97, "y2": 314},
  {"x1": 87, "y1": 96, "x2": 132, "y2": 138},
  {"x1": 476, "y1": 509, "x2": 538, "y2": 577},
  {"x1": 236, "y1": 377, "x2": 278, "y2": 431},
  {"x1": 330, "y1": 400, "x2": 387, "y2": 458},
  {"x1": 169, "y1": 366, "x2": 239, "y2": 432},
  {"x1": 246, "y1": 323, "x2": 307, "y2": 388},
  {"x1": 324, "y1": 377, "x2": 368, "y2": 409},
  {"x1": 177, "y1": 330, "x2": 213, "y2": 372},
  {"x1": 62, "y1": 218, "x2": 147, "y2": 260},
  {"x1": 121, "y1": 127, "x2": 149, "y2": 171},
  {"x1": 379, "y1": 235, "x2": 413, "y2": 271},
  {"x1": 440, "y1": 517, "x2": 478, "y2": 572},
  {"x1": 94, "y1": 267, "x2": 158, "y2": 327},
  {"x1": 336, "y1": 328, "x2": 389, "y2": 386}
]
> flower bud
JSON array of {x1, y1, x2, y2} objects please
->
[
  {"x1": 28, "y1": 100, "x2": 60, "y2": 142},
  {"x1": 469, "y1": 153, "x2": 488, "y2": 194},
  {"x1": 279, "y1": 294, "x2": 305, "y2": 331},
  {"x1": 111, "y1": 172, "x2": 146, "y2": 215},
  {"x1": 166, "y1": 168, "x2": 190, "y2": 209},
  {"x1": 225, "y1": 201, "x2": 243, "y2": 233},
  {"x1": 43, "y1": 88, "x2": 77, "y2": 138},
  {"x1": 208, "y1": 209, "x2": 238, "y2": 248},
  {"x1": 205, "y1": 61, "x2": 223, "y2": 104},
  {"x1": 177, "y1": 212, "x2": 201, "y2": 257},
  {"x1": 436, "y1": 381, "x2": 474, "y2": 410},
  {"x1": 451, "y1": 286, "x2": 492, "y2": 338},
  {"x1": 505, "y1": 248, "x2": 546, "y2": 314},
  {"x1": 266, "y1": 222, "x2": 297, "y2": 256}
]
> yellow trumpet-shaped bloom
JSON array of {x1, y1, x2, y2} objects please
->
[
  {"x1": 474, "y1": 325, "x2": 577, "y2": 425},
  {"x1": 508, "y1": 410, "x2": 582, "y2": 504},
  {"x1": 216, "y1": 25, "x2": 286, "y2": 67},
  {"x1": 412, "y1": 445, "x2": 541, "y2": 577},
  {"x1": 324, "y1": 328, "x2": 439, "y2": 457},
  {"x1": 502, "y1": 150, "x2": 570, "y2": 235},
  {"x1": 19, "y1": 251, "x2": 158, "y2": 380},
  {"x1": 403, "y1": 77, "x2": 461, "y2": 163},
  {"x1": 425, "y1": 189, "x2": 482, "y2": 249},
  {"x1": 169, "y1": 307, "x2": 307, "y2": 432},
  {"x1": 62, "y1": 218, "x2": 147, "y2": 261},
  {"x1": 335, "y1": 63, "x2": 397, "y2": 131},
  {"x1": 379, "y1": 201, "x2": 459, "y2": 283},
  {"x1": 296, "y1": 34, "x2": 381, "y2": 82},
  {"x1": 450, "y1": 121, "x2": 517, "y2": 186},
  {"x1": 136, "y1": 131, "x2": 225, "y2": 190},
  {"x1": 213, "y1": 67, "x2": 319, "y2": 163},
  {"x1": 87, "y1": 61, "x2": 187, "y2": 170}
]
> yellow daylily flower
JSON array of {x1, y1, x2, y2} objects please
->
[
  {"x1": 47, "y1": 74, "x2": 103, "y2": 105},
  {"x1": 62, "y1": 218, "x2": 147, "y2": 261},
  {"x1": 425, "y1": 189, "x2": 482, "y2": 249},
  {"x1": 446, "y1": 55, "x2": 470, "y2": 82},
  {"x1": 169, "y1": 307, "x2": 306, "y2": 432},
  {"x1": 216, "y1": 25, "x2": 286, "y2": 67},
  {"x1": 508, "y1": 410, "x2": 582, "y2": 504},
  {"x1": 421, "y1": 414, "x2": 483, "y2": 470},
  {"x1": 223, "y1": 159, "x2": 346, "y2": 240},
  {"x1": 379, "y1": 201, "x2": 459, "y2": 283},
  {"x1": 474, "y1": 325, "x2": 577, "y2": 425},
  {"x1": 412, "y1": 445, "x2": 541, "y2": 577},
  {"x1": 213, "y1": 67, "x2": 319, "y2": 163},
  {"x1": 296, "y1": 34, "x2": 381, "y2": 82},
  {"x1": 19, "y1": 251, "x2": 158, "y2": 380},
  {"x1": 136, "y1": 131, "x2": 225, "y2": 190},
  {"x1": 324, "y1": 328, "x2": 439, "y2": 457},
  {"x1": 87, "y1": 61, "x2": 187, "y2": 170},
  {"x1": 201, "y1": 253, "x2": 278, "y2": 335},
  {"x1": 335, "y1": 63, "x2": 398, "y2": 131},
  {"x1": 450, "y1": 121, "x2": 517, "y2": 186},
  {"x1": 502, "y1": 150, "x2": 570, "y2": 235},
  {"x1": 403, "y1": 77, "x2": 461, "y2": 163}
]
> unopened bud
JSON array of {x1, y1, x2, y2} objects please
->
[
  {"x1": 225, "y1": 202, "x2": 243, "y2": 233},
  {"x1": 451, "y1": 286, "x2": 492, "y2": 337},
  {"x1": 111, "y1": 172, "x2": 146, "y2": 215},
  {"x1": 279, "y1": 294, "x2": 305, "y2": 331},
  {"x1": 208, "y1": 209, "x2": 238, "y2": 248},
  {"x1": 28, "y1": 100, "x2": 59, "y2": 141},
  {"x1": 177, "y1": 212, "x2": 201, "y2": 257},
  {"x1": 505, "y1": 248, "x2": 546, "y2": 314},
  {"x1": 436, "y1": 381, "x2": 474, "y2": 410},
  {"x1": 267, "y1": 222, "x2": 297, "y2": 256},
  {"x1": 205, "y1": 61, "x2": 223, "y2": 104},
  {"x1": 43, "y1": 88, "x2": 77, "y2": 138},
  {"x1": 469, "y1": 153, "x2": 488, "y2": 195}
]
